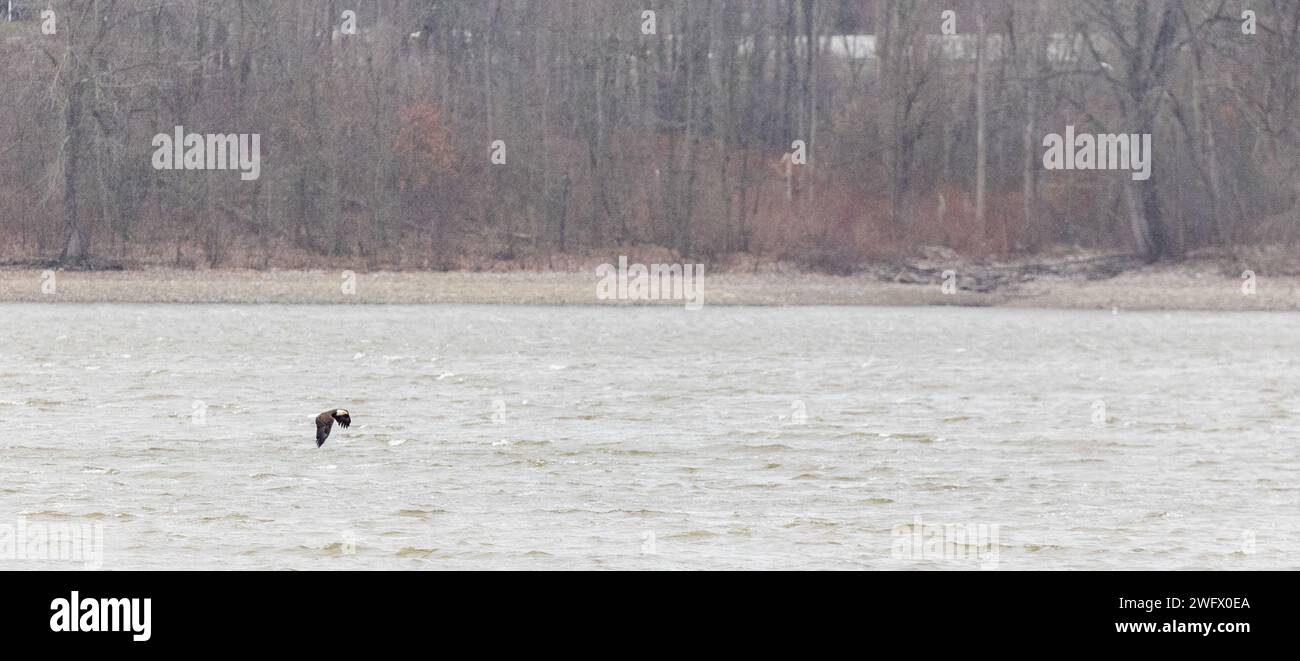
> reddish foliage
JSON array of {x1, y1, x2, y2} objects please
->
[{"x1": 394, "y1": 103, "x2": 459, "y2": 193}]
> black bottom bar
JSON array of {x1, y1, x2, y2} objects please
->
[{"x1": 0, "y1": 570, "x2": 1285, "y2": 650}]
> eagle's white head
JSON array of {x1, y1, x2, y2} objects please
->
[{"x1": 336, "y1": 409, "x2": 349, "y2": 417}]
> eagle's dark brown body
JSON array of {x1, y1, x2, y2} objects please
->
[{"x1": 315, "y1": 409, "x2": 352, "y2": 447}]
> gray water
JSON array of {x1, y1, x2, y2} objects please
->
[{"x1": 1, "y1": 304, "x2": 1298, "y2": 570}]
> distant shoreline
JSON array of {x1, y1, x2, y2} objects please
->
[{"x1": 0, "y1": 265, "x2": 1296, "y2": 311}]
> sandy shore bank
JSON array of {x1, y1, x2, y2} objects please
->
[{"x1": 1, "y1": 266, "x2": 1297, "y2": 310}]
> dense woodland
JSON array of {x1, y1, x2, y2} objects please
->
[{"x1": 0, "y1": 0, "x2": 1298, "y2": 271}]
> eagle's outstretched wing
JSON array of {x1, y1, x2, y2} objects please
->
[{"x1": 315, "y1": 413, "x2": 335, "y2": 448}]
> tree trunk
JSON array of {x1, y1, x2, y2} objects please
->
[{"x1": 60, "y1": 79, "x2": 87, "y2": 264}]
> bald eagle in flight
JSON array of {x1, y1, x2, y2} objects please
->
[{"x1": 315, "y1": 409, "x2": 352, "y2": 447}]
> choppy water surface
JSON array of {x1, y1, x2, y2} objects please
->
[{"x1": 1, "y1": 304, "x2": 1298, "y2": 570}]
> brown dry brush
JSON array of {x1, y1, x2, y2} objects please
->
[{"x1": 0, "y1": 0, "x2": 1297, "y2": 272}]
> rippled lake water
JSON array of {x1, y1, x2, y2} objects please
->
[{"x1": 1, "y1": 304, "x2": 1298, "y2": 570}]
